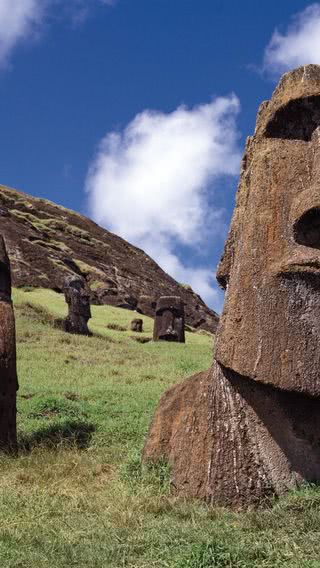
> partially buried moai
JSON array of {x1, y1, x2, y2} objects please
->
[
  {"x1": 64, "y1": 275, "x2": 92, "y2": 335},
  {"x1": 153, "y1": 296, "x2": 185, "y2": 343},
  {"x1": 0, "y1": 236, "x2": 18, "y2": 451},
  {"x1": 143, "y1": 65, "x2": 320, "y2": 507},
  {"x1": 130, "y1": 318, "x2": 143, "y2": 332}
]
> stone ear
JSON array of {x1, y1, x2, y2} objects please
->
[
  {"x1": 0, "y1": 236, "x2": 11, "y2": 301},
  {"x1": 216, "y1": 253, "x2": 230, "y2": 289},
  {"x1": 216, "y1": 222, "x2": 238, "y2": 290},
  {"x1": 264, "y1": 95, "x2": 320, "y2": 141}
]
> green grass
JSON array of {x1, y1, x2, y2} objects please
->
[{"x1": 0, "y1": 288, "x2": 320, "y2": 567}]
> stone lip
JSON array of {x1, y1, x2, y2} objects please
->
[
  {"x1": 0, "y1": 184, "x2": 219, "y2": 333},
  {"x1": 272, "y1": 252, "x2": 320, "y2": 276}
]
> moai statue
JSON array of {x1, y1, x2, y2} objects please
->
[
  {"x1": 0, "y1": 236, "x2": 18, "y2": 451},
  {"x1": 143, "y1": 65, "x2": 320, "y2": 507},
  {"x1": 153, "y1": 296, "x2": 185, "y2": 343},
  {"x1": 64, "y1": 275, "x2": 92, "y2": 336},
  {"x1": 130, "y1": 318, "x2": 143, "y2": 332}
]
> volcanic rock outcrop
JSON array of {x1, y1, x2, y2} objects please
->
[
  {"x1": 137, "y1": 296, "x2": 157, "y2": 317},
  {"x1": 64, "y1": 275, "x2": 91, "y2": 335},
  {"x1": 0, "y1": 185, "x2": 218, "y2": 333},
  {"x1": 0, "y1": 235, "x2": 18, "y2": 450},
  {"x1": 143, "y1": 65, "x2": 320, "y2": 507},
  {"x1": 153, "y1": 296, "x2": 185, "y2": 343},
  {"x1": 130, "y1": 318, "x2": 143, "y2": 332}
]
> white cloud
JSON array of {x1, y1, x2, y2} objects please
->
[
  {"x1": 264, "y1": 3, "x2": 320, "y2": 74},
  {"x1": 0, "y1": 0, "x2": 45, "y2": 67},
  {"x1": 85, "y1": 97, "x2": 241, "y2": 311},
  {"x1": 144, "y1": 238, "x2": 222, "y2": 309},
  {"x1": 0, "y1": 0, "x2": 114, "y2": 67}
]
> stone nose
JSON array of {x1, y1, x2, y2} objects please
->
[{"x1": 270, "y1": 203, "x2": 320, "y2": 276}]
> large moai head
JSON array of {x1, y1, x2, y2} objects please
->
[
  {"x1": 0, "y1": 235, "x2": 18, "y2": 450},
  {"x1": 153, "y1": 296, "x2": 185, "y2": 343},
  {"x1": 64, "y1": 275, "x2": 91, "y2": 335},
  {"x1": 215, "y1": 65, "x2": 320, "y2": 396},
  {"x1": 143, "y1": 65, "x2": 320, "y2": 507}
]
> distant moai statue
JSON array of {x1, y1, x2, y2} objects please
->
[
  {"x1": 0, "y1": 236, "x2": 18, "y2": 450},
  {"x1": 144, "y1": 65, "x2": 320, "y2": 507},
  {"x1": 63, "y1": 275, "x2": 92, "y2": 335},
  {"x1": 153, "y1": 296, "x2": 185, "y2": 343},
  {"x1": 130, "y1": 318, "x2": 143, "y2": 332}
]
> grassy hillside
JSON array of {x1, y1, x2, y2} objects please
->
[
  {"x1": 0, "y1": 288, "x2": 320, "y2": 567},
  {"x1": 0, "y1": 184, "x2": 218, "y2": 333}
]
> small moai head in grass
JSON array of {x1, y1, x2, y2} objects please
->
[
  {"x1": 0, "y1": 235, "x2": 18, "y2": 451},
  {"x1": 130, "y1": 318, "x2": 143, "y2": 332},
  {"x1": 153, "y1": 296, "x2": 185, "y2": 343},
  {"x1": 63, "y1": 275, "x2": 92, "y2": 336}
]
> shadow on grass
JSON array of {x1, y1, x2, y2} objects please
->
[{"x1": 19, "y1": 419, "x2": 95, "y2": 452}]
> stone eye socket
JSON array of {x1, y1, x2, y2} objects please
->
[
  {"x1": 293, "y1": 207, "x2": 320, "y2": 249},
  {"x1": 264, "y1": 95, "x2": 320, "y2": 141}
]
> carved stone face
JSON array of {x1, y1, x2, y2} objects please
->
[
  {"x1": 64, "y1": 275, "x2": 91, "y2": 320},
  {"x1": 215, "y1": 65, "x2": 320, "y2": 396},
  {"x1": 153, "y1": 296, "x2": 185, "y2": 343}
]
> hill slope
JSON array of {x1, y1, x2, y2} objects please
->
[
  {"x1": 0, "y1": 185, "x2": 219, "y2": 332},
  {"x1": 0, "y1": 288, "x2": 318, "y2": 567}
]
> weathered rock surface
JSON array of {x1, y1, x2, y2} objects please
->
[
  {"x1": 153, "y1": 296, "x2": 185, "y2": 343},
  {"x1": 137, "y1": 296, "x2": 157, "y2": 316},
  {"x1": 0, "y1": 235, "x2": 18, "y2": 450},
  {"x1": 144, "y1": 65, "x2": 320, "y2": 506},
  {"x1": 0, "y1": 185, "x2": 218, "y2": 333},
  {"x1": 64, "y1": 275, "x2": 91, "y2": 336}
]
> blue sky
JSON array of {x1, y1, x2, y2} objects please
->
[{"x1": 0, "y1": 0, "x2": 319, "y2": 311}]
